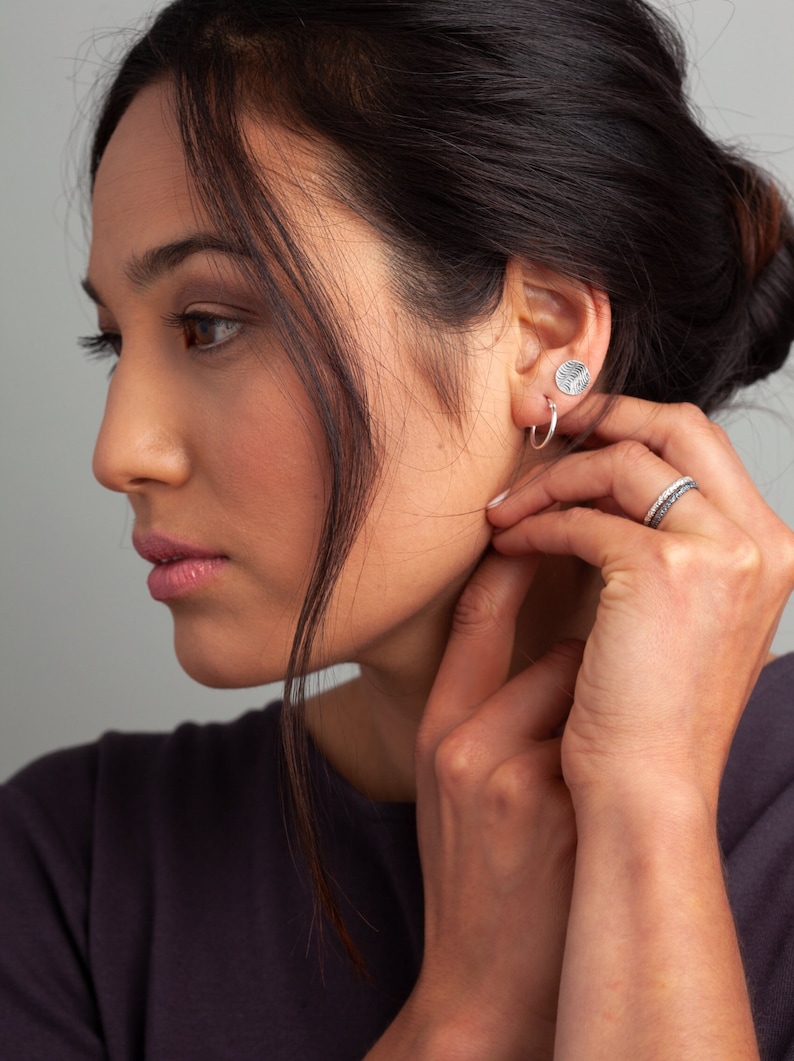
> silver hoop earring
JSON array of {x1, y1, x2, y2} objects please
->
[
  {"x1": 555, "y1": 360, "x2": 590, "y2": 396},
  {"x1": 529, "y1": 398, "x2": 557, "y2": 450}
]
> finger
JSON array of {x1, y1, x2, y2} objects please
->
[
  {"x1": 422, "y1": 550, "x2": 541, "y2": 738},
  {"x1": 488, "y1": 440, "x2": 713, "y2": 535},
  {"x1": 422, "y1": 642, "x2": 582, "y2": 790},
  {"x1": 470, "y1": 639, "x2": 584, "y2": 748},
  {"x1": 557, "y1": 395, "x2": 763, "y2": 515},
  {"x1": 493, "y1": 504, "x2": 652, "y2": 572}
]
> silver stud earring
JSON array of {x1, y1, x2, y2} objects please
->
[
  {"x1": 529, "y1": 397, "x2": 557, "y2": 450},
  {"x1": 555, "y1": 360, "x2": 590, "y2": 396}
]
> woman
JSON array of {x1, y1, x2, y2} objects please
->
[{"x1": 2, "y1": 0, "x2": 794, "y2": 1057}]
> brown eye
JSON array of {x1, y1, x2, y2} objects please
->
[
  {"x1": 184, "y1": 315, "x2": 241, "y2": 348},
  {"x1": 162, "y1": 311, "x2": 243, "y2": 350}
]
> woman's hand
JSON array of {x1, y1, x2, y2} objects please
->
[
  {"x1": 486, "y1": 395, "x2": 794, "y2": 1060},
  {"x1": 367, "y1": 552, "x2": 582, "y2": 1061},
  {"x1": 488, "y1": 395, "x2": 794, "y2": 809}
]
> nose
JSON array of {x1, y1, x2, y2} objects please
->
[{"x1": 92, "y1": 356, "x2": 191, "y2": 494}]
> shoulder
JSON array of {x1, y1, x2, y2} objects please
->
[
  {"x1": 0, "y1": 703, "x2": 284, "y2": 907},
  {"x1": 718, "y1": 655, "x2": 794, "y2": 1061},
  {"x1": 0, "y1": 706, "x2": 285, "y2": 1058},
  {"x1": 4, "y1": 702, "x2": 282, "y2": 817},
  {"x1": 719, "y1": 653, "x2": 794, "y2": 854}
]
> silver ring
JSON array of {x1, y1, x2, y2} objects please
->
[{"x1": 643, "y1": 476, "x2": 700, "y2": 529}]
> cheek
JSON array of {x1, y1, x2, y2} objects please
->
[
  {"x1": 326, "y1": 354, "x2": 522, "y2": 650},
  {"x1": 215, "y1": 385, "x2": 328, "y2": 577},
  {"x1": 326, "y1": 429, "x2": 495, "y2": 647},
  {"x1": 169, "y1": 392, "x2": 329, "y2": 687}
]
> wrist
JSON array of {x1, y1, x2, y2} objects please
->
[
  {"x1": 565, "y1": 779, "x2": 730, "y2": 957},
  {"x1": 556, "y1": 776, "x2": 757, "y2": 1061},
  {"x1": 568, "y1": 772, "x2": 718, "y2": 837}
]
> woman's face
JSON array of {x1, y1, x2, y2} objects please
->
[{"x1": 88, "y1": 83, "x2": 523, "y2": 688}]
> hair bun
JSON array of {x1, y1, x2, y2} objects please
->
[
  {"x1": 728, "y1": 160, "x2": 794, "y2": 388},
  {"x1": 731, "y1": 164, "x2": 787, "y2": 281}
]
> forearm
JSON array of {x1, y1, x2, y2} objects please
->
[{"x1": 555, "y1": 782, "x2": 758, "y2": 1061}]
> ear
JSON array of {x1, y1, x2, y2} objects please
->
[{"x1": 501, "y1": 259, "x2": 611, "y2": 433}]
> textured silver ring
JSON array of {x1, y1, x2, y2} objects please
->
[{"x1": 643, "y1": 476, "x2": 700, "y2": 529}]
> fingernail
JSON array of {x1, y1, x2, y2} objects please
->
[{"x1": 486, "y1": 488, "x2": 510, "y2": 509}]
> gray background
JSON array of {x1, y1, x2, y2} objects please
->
[{"x1": 2, "y1": 0, "x2": 793, "y2": 782}]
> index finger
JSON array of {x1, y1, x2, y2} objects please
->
[
  {"x1": 422, "y1": 550, "x2": 540, "y2": 741},
  {"x1": 489, "y1": 395, "x2": 763, "y2": 527},
  {"x1": 559, "y1": 394, "x2": 758, "y2": 505}
]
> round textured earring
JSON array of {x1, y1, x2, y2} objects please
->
[
  {"x1": 555, "y1": 359, "x2": 590, "y2": 396},
  {"x1": 529, "y1": 397, "x2": 557, "y2": 450}
]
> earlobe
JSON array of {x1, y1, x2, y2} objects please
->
[{"x1": 505, "y1": 261, "x2": 611, "y2": 433}]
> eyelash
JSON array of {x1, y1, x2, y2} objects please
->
[
  {"x1": 78, "y1": 311, "x2": 243, "y2": 374},
  {"x1": 78, "y1": 332, "x2": 122, "y2": 376}
]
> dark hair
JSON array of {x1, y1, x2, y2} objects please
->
[{"x1": 89, "y1": 0, "x2": 794, "y2": 968}]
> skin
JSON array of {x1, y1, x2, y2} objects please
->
[
  {"x1": 89, "y1": 84, "x2": 525, "y2": 694},
  {"x1": 89, "y1": 82, "x2": 794, "y2": 1058},
  {"x1": 89, "y1": 83, "x2": 604, "y2": 798}
]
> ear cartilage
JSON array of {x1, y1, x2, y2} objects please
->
[{"x1": 555, "y1": 360, "x2": 590, "y2": 396}]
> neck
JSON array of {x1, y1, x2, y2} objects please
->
[{"x1": 305, "y1": 554, "x2": 601, "y2": 801}]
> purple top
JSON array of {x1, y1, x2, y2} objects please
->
[{"x1": 1, "y1": 655, "x2": 793, "y2": 1060}]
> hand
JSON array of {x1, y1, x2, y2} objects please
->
[
  {"x1": 398, "y1": 552, "x2": 581, "y2": 1060},
  {"x1": 487, "y1": 395, "x2": 794, "y2": 810}
]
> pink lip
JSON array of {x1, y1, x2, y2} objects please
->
[{"x1": 133, "y1": 532, "x2": 229, "y2": 602}]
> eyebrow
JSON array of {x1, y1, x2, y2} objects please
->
[{"x1": 81, "y1": 234, "x2": 250, "y2": 306}]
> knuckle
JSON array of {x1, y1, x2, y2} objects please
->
[
  {"x1": 559, "y1": 504, "x2": 595, "y2": 527},
  {"x1": 673, "y1": 401, "x2": 708, "y2": 429},
  {"x1": 726, "y1": 535, "x2": 763, "y2": 581},
  {"x1": 434, "y1": 725, "x2": 483, "y2": 792},
  {"x1": 484, "y1": 757, "x2": 536, "y2": 817},
  {"x1": 652, "y1": 535, "x2": 698, "y2": 579},
  {"x1": 708, "y1": 421, "x2": 732, "y2": 447},
  {"x1": 557, "y1": 504, "x2": 610, "y2": 539},
  {"x1": 654, "y1": 532, "x2": 763, "y2": 606},
  {"x1": 451, "y1": 579, "x2": 503, "y2": 640},
  {"x1": 783, "y1": 535, "x2": 794, "y2": 585},
  {"x1": 612, "y1": 438, "x2": 651, "y2": 470},
  {"x1": 767, "y1": 522, "x2": 794, "y2": 578}
]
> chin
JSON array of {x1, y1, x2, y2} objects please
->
[
  {"x1": 176, "y1": 654, "x2": 289, "y2": 690},
  {"x1": 171, "y1": 622, "x2": 290, "y2": 690}
]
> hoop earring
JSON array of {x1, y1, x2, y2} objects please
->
[{"x1": 529, "y1": 397, "x2": 557, "y2": 450}]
